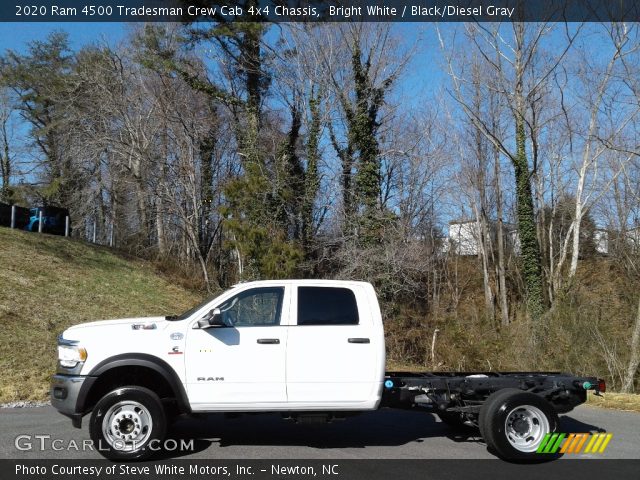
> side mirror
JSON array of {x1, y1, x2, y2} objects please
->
[{"x1": 197, "y1": 308, "x2": 225, "y2": 329}]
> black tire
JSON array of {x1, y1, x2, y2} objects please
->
[
  {"x1": 479, "y1": 388, "x2": 558, "y2": 462},
  {"x1": 162, "y1": 401, "x2": 183, "y2": 425},
  {"x1": 436, "y1": 411, "x2": 477, "y2": 431},
  {"x1": 89, "y1": 386, "x2": 167, "y2": 461}
]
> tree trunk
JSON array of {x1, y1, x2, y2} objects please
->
[
  {"x1": 302, "y1": 92, "x2": 321, "y2": 252},
  {"x1": 0, "y1": 115, "x2": 11, "y2": 201},
  {"x1": 471, "y1": 72, "x2": 495, "y2": 320},
  {"x1": 477, "y1": 212, "x2": 495, "y2": 318},
  {"x1": 513, "y1": 117, "x2": 545, "y2": 320},
  {"x1": 494, "y1": 146, "x2": 509, "y2": 326},
  {"x1": 621, "y1": 297, "x2": 640, "y2": 393},
  {"x1": 513, "y1": 22, "x2": 545, "y2": 320},
  {"x1": 156, "y1": 197, "x2": 167, "y2": 256},
  {"x1": 135, "y1": 180, "x2": 148, "y2": 244}
]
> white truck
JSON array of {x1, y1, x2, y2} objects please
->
[{"x1": 51, "y1": 280, "x2": 604, "y2": 461}]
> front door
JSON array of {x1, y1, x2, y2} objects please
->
[{"x1": 185, "y1": 286, "x2": 289, "y2": 409}]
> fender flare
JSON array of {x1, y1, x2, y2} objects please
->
[{"x1": 78, "y1": 353, "x2": 191, "y2": 414}]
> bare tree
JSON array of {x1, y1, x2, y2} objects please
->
[
  {"x1": 0, "y1": 90, "x2": 13, "y2": 201},
  {"x1": 439, "y1": 21, "x2": 581, "y2": 319},
  {"x1": 307, "y1": 24, "x2": 411, "y2": 239},
  {"x1": 556, "y1": 24, "x2": 640, "y2": 287}
]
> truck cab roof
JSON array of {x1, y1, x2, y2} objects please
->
[{"x1": 231, "y1": 279, "x2": 374, "y2": 288}]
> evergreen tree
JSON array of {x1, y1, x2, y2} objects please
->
[{"x1": 1, "y1": 31, "x2": 75, "y2": 206}]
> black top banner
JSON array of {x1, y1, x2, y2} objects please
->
[{"x1": 4, "y1": 0, "x2": 640, "y2": 22}]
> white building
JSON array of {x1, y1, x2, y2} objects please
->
[
  {"x1": 446, "y1": 220, "x2": 521, "y2": 256},
  {"x1": 594, "y1": 229, "x2": 609, "y2": 255},
  {"x1": 445, "y1": 221, "x2": 640, "y2": 258},
  {"x1": 447, "y1": 220, "x2": 479, "y2": 256}
]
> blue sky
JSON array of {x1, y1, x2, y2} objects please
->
[
  {"x1": 2, "y1": 21, "x2": 617, "y2": 227},
  {"x1": 0, "y1": 22, "x2": 126, "y2": 50},
  {"x1": 0, "y1": 21, "x2": 442, "y2": 97}
]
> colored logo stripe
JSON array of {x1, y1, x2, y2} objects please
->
[
  {"x1": 559, "y1": 433, "x2": 575, "y2": 453},
  {"x1": 537, "y1": 433, "x2": 558, "y2": 453},
  {"x1": 536, "y1": 434, "x2": 551, "y2": 453},
  {"x1": 573, "y1": 433, "x2": 589, "y2": 453},
  {"x1": 537, "y1": 433, "x2": 612, "y2": 454},
  {"x1": 585, "y1": 433, "x2": 613, "y2": 453},
  {"x1": 549, "y1": 433, "x2": 565, "y2": 453}
]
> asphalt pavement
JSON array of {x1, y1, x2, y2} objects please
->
[{"x1": 1, "y1": 404, "x2": 638, "y2": 460}]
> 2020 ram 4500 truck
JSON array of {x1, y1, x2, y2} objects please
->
[{"x1": 51, "y1": 280, "x2": 604, "y2": 461}]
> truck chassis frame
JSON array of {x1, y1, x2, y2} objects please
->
[{"x1": 383, "y1": 371, "x2": 602, "y2": 414}]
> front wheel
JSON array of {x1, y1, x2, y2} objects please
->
[
  {"x1": 479, "y1": 389, "x2": 558, "y2": 461},
  {"x1": 89, "y1": 386, "x2": 167, "y2": 461}
]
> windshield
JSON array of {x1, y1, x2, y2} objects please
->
[{"x1": 166, "y1": 290, "x2": 227, "y2": 321}]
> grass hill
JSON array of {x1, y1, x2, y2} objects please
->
[
  {"x1": 1, "y1": 227, "x2": 638, "y2": 411},
  {"x1": 0, "y1": 227, "x2": 201, "y2": 402}
]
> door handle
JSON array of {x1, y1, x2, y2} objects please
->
[
  {"x1": 257, "y1": 338, "x2": 280, "y2": 344},
  {"x1": 348, "y1": 338, "x2": 370, "y2": 344}
]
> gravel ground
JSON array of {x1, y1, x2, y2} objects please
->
[{"x1": 0, "y1": 400, "x2": 50, "y2": 408}]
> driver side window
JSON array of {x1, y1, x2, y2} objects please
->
[{"x1": 218, "y1": 287, "x2": 284, "y2": 327}]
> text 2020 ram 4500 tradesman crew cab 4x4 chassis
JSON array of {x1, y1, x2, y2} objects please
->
[{"x1": 51, "y1": 280, "x2": 604, "y2": 461}]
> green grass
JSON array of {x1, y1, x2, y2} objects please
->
[
  {"x1": 587, "y1": 392, "x2": 640, "y2": 413},
  {"x1": 0, "y1": 228, "x2": 201, "y2": 402}
]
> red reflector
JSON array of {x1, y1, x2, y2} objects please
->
[{"x1": 598, "y1": 379, "x2": 606, "y2": 393}]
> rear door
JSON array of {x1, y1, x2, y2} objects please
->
[{"x1": 286, "y1": 285, "x2": 379, "y2": 406}]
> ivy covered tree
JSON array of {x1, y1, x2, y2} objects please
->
[
  {"x1": 302, "y1": 90, "x2": 321, "y2": 253},
  {"x1": 327, "y1": 25, "x2": 401, "y2": 245}
]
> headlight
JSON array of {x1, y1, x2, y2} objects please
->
[{"x1": 58, "y1": 345, "x2": 87, "y2": 368}]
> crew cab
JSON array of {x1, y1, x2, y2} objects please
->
[{"x1": 51, "y1": 280, "x2": 604, "y2": 461}]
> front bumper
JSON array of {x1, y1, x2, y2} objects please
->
[{"x1": 50, "y1": 374, "x2": 95, "y2": 428}]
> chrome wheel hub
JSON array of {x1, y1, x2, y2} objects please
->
[
  {"x1": 102, "y1": 400, "x2": 152, "y2": 451},
  {"x1": 504, "y1": 405, "x2": 549, "y2": 453}
]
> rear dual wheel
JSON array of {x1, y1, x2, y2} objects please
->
[{"x1": 479, "y1": 389, "x2": 558, "y2": 461}]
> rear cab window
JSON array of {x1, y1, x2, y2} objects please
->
[{"x1": 296, "y1": 287, "x2": 359, "y2": 325}]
